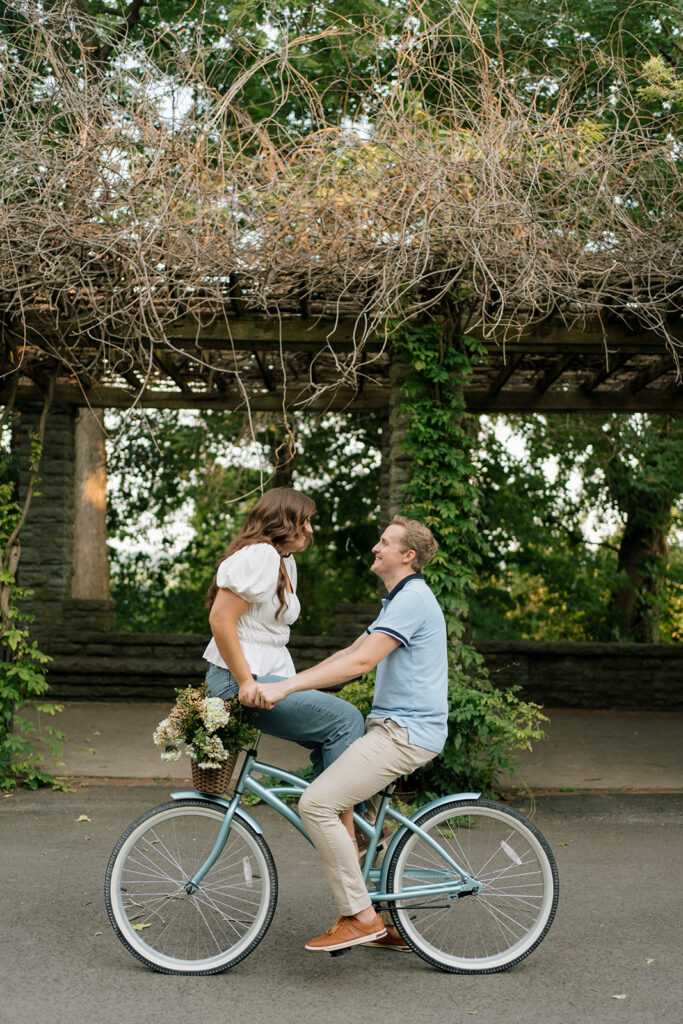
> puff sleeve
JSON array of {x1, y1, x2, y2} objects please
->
[{"x1": 215, "y1": 543, "x2": 280, "y2": 603}]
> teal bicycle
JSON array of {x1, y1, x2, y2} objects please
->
[{"x1": 105, "y1": 737, "x2": 559, "y2": 975}]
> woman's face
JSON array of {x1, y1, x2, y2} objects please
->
[{"x1": 280, "y1": 515, "x2": 313, "y2": 554}]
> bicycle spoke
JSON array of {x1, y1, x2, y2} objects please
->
[
  {"x1": 387, "y1": 800, "x2": 558, "y2": 973},
  {"x1": 106, "y1": 801, "x2": 277, "y2": 974}
]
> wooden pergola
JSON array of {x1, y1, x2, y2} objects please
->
[
  {"x1": 2, "y1": 308, "x2": 682, "y2": 415},
  {"x1": 2, "y1": 291, "x2": 680, "y2": 651}
]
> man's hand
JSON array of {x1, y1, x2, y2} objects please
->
[
  {"x1": 252, "y1": 681, "x2": 290, "y2": 709},
  {"x1": 237, "y1": 678, "x2": 261, "y2": 707}
]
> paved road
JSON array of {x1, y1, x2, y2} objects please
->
[{"x1": 1, "y1": 787, "x2": 681, "y2": 1024}]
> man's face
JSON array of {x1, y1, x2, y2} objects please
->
[{"x1": 371, "y1": 523, "x2": 415, "y2": 578}]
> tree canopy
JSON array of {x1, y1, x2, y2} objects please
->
[{"x1": 473, "y1": 413, "x2": 683, "y2": 642}]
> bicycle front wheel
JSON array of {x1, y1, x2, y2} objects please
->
[
  {"x1": 105, "y1": 799, "x2": 277, "y2": 975},
  {"x1": 386, "y1": 799, "x2": 558, "y2": 974}
]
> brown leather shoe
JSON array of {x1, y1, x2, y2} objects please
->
[
  {"x1": 363, "y1": 924, "x2": 410, "y2": 951},
  {"x1": 305, "y1": 914, "x2": 387, "y2": 952}
]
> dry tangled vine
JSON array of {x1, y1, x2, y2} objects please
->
[{"x1": 0, "y1": 0, "x2": 681, "y2": 407}]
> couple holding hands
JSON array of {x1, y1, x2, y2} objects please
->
[{"x1": 203, "y1": 487, "x2": 448, "y2": 954}]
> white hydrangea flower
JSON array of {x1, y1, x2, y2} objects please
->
[
  {"x1": 196, "y1": 760, "x2": 221, "y2": 769},
  {"x1": 201, "y1": 697, "x2": 231, "y2": 732},
  {"x1": 153, "y1": 718, "x2": 182, "y2": 749},
  {"x1": 205, "y1": 734, "x2": 228, "y2": 760},
  {"x1": 160, "y1": 748, "x2": 182, "y2": 762}
]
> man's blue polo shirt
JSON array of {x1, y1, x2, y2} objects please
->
[{"x1": 366, "y1": 573, "x2": 448, "y2": 754}]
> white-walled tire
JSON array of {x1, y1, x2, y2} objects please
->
[
  {"x1": 105, "y1": 799, "x2": 277, "y2": 974},
  {"x1": 387, "y1": 799, "x2": 558, "y2": 973}
]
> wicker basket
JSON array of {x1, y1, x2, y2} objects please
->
[{"x1": 191, "y1": 750, "x2": 240, "y2": 795}]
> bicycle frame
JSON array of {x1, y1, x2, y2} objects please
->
[{"x1": 172, "y1": 748, "x2": 483, "y2": 902}]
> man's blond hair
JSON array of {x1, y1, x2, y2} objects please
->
[{"x1": 392, "y1": 515, "x2": 439, "y2": 572}]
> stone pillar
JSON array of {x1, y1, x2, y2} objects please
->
[
  {"x1": 377, "y1": 412, "x2": 391, "y2": 526},
  {"x1": 16, "y1": 404, "x2": 76, "y2": 635},
  {"x1": 382, "y1": 353, "x2": 413, "y2": 520},
  {"x1": 72, "y1": 409, "x2": 110, "y2": 601},
  {"x1": 16, "y1": 403, "x2": 114, "y2": 640}
]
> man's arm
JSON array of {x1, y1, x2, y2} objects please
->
[
  {"x1": 301, "y1": 631, "x2": 369, "y2": 670},
  {"x1": 245, "y1": 631, "x2": 400, "y2": 709}
]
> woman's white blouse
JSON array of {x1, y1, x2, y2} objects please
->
[{"x1": 203, "y1": 543, "x2": 300, "y2": 678}]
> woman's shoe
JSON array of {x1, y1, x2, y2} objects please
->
[{"x1": 354, "y1": 823, "x2": 393, "y2": 853}]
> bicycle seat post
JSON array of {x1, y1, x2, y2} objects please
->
[{"x1": 376, "y1": 782, "x2": 396, "y2": 823}]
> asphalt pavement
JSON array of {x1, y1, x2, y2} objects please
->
[
  {"x1": 2, "y1": 704, "x2": 682, "y2": 1024},
  {"x1": 1, "y1": 786, "x2": 681, "y2": 1024}
]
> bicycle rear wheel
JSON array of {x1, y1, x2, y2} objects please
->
[
  {"x1": 105, "y1": 799, "x2": 277, "y2": 974},
  {"x1": 386, "y1": 799, "x2": 558, "y2": 973}
]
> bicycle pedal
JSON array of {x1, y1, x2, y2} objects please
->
[{"x1": 329, "y1": 947, "x2": 352, "y2": 957}]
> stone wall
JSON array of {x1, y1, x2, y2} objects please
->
[
  {"x1": 476, "y1": 640, "x2": 683, "y2": 710},
  {"x1": 38, "y1": 631, "x2": 683, "y2": 709},
  {"x1": 39, "y1": 632, "x2": 340, "y2": 701}
]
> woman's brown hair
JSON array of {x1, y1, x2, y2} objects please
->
[{"x1": 206, "y1": 488, "x2": 316, "y2": 618}]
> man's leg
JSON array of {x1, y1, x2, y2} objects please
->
[{"x1": 298, "y1": 718, "x2": 434, "y2": 950}]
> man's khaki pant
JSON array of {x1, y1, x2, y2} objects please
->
[{"x1": 298, "y1": 717, "x2": 436, "y2": 916}]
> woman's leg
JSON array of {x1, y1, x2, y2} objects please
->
[
  {"x1": 205, "y1": 665, "x2": 364, "y2": 778},
  {"x1": 252, "y1": 688, "x2": 365, "y2": 778}
]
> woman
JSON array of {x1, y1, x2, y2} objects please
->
[{"x1": 204, "y1": 487, "x2": 364, "y2": 779}]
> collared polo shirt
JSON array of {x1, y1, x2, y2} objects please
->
[{"x1": 365, "y1": 573, "x2": 448, "y2": 754}]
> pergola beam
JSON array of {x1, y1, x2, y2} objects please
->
[
  {"x1": 1, "y1": 382, "x2": 384, "y2": 412},
  {"x1": 4, "y1": 382, "x2": 681, "y2": 414},
  {"x1": 14, "y1": 311, "x2": 683, "y2": 355},
  {"x1": 4, "y1": 312, "x2": 681, "y2": 416},
  {"x1": 466, "y1": 389, "x2": 683, "y2": 414},
  {"x1": 581, "y1": 353, "x2": 632, "y2": 394},
  {"x1": 152, "y1": 347, "x2": 189, "y2": 392},
  {"x1": 486, "y1": 353, "x2": 524, "y2": 398},
  {"x1": 629, "y1": 355, "x2": 677, "y2": 394},
  {"x1": 533, "y1": 354, "x2": 576, "y2": 397}
]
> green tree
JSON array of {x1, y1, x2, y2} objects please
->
[
  {"x1": 8, "y1": 2, "x2": 678, "y2": 129},
  {"x1": 473, "y1": 414, "x2": 683, "y2": 642},
  {"x1": 105, "y1": 408, "x2": 382, "y2": 634}
]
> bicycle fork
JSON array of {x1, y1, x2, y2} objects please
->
[{"x1": 183, "y1": 748, "x2": 261, "y2": 895}]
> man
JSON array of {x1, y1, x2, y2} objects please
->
[{"x1": 246, "y1": 514, "x2": 448, "y2": 954}]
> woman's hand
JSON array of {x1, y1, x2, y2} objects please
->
[
  {"x1": 237, "y1": 678, "x2": 261, "y2": 707},
  {"x1": 252, "y1": 681, "x2": 290, "y2": 709}
]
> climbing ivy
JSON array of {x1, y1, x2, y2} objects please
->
[
  {"x1": 0, "y1": 506, "x2": 63, "y2": 791},
  {"x1": 0, "y1": 402, "x2": 65, "y2": 790},
  {"x1": 395, "y1": 324, "x2": 546, "y2": 796}
]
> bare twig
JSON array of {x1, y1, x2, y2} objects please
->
[{"x1": 0, "y1": 1, "x2": 680, "y2": 419}]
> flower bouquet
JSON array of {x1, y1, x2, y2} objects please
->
[{"x1": 153, "y1": 683, "x2": 259, "y2": 794}]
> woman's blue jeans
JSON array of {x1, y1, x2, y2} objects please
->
[{"x1": 205, "y1": 663, "x2": 365, "y2": 779}]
